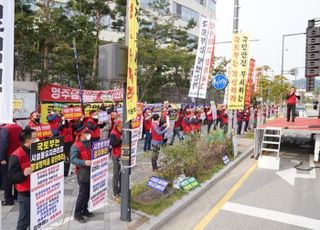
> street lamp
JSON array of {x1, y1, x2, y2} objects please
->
[{"x1": 280, "y1": 33, "x2": 306, "y2": 76}]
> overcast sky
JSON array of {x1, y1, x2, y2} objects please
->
[{"x1": 214, "y1": 0, "x2": 320, "y2": 81}]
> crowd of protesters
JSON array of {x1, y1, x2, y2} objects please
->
[{"x1": 0, "y1": 100, "x2": 283, "y2": 229}]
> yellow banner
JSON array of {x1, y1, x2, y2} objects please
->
[
  {"x1": 13, "y1": 99, "x2": 23, "y2": 109},
  {"x1": 126, "y1": 0, "x2": 139, "y2": 122},
  {"x1": 227, "y1": 34, "x2": 250, "y2": 110}
]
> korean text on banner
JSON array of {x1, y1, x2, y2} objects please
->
[
  {"x1": 30, "y1": 137, "x2": 65, "y2": 230},
  {"x1": 130, "y1": 103, "x2": 143, "y2": 166},
  {"x1": 227, "y1": 34, "x2": 250, "y2": 110},
  {"x1": 244, "y1": 59, "x2": 256, "y2": 106},
  {"x1": 254, "y1": 69, "x2": 262, "y2": 93},
  {"x1": 62, "y1": 106, "x2": 83, "y2": 120},
  {"x1": 126, "y1": 0, "x2": 140, "y2": 121},
  {"x1": 89, "y1": 139, "x2": 110, "y2": 211},
  {"x1": 0, "y1": 1, "x2": 14, "y2": 123},
  {"x1": 188, "y1": 18, "x2": 216, "y2": 99}
]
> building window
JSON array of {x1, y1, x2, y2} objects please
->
[
  {"x1": 173, "y1": 2, "x2": 199, "y2": 25},
  {"x1": 208, "y1": 0, "x2": 216, "y2": 11}
]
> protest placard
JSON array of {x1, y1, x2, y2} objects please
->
[
  {"x1": 62, "y1": 106, "x2": 82, "y2": 120},
  {"x1": 30, "y1": 137, "x2": 64, "y2": 230},
  {"x1": 89, "y1": 139, "x2": 109, "y2": 211}
]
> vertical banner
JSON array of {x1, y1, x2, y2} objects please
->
[
  {"x1": 244, "y1": 59, "x2": 255, "y2": 106},
  {"x1": 254, "y1": 69, "x2": 261, "y2": 93},
  {"x1": 30, "y1": 137, "x2": 64, "y2": 230},
  {"x1": 126, "y1": 0, "x2": 140, "y2": 121},
  {"x1": 227, "y1": 34, "x2": 250, "y2": 110},
  {"x1": 0, "y1": 1, "x2": 14, "y2": 123},
  {"x1": 188, "y1": 18, "x2": 216, "y2": 99},
  {"x1": 131, "y1": 103, "x2": 143, "y2": 166},
  {"x1": 89, "y1": 139, "x2": 109, "y2": 211}
]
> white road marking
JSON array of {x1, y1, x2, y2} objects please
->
[
  {"x1": 222, "y1": 202, "x2": 320, "y2": 230},
  {"x1": 276, "y1": 154, "x2": 316, "y2": 185}
]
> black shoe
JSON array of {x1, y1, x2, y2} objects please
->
[
  {"x1": 2, "y1": 200, "x2": 14, "y2": 206},
  {"x1": 83, "y1": 211, "x2": 94, "y2": 218},
  {"x1": 74, "y1": 215, "x2": 87, "y2": 223}
]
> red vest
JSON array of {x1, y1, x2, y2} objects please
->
[
  {"x1": 182, "y1": 117, "x2": 192, "y2": 134},
  {"x1": 4, "y1": 124, "x2": 22, "y2": 156},
  {"x1": 193, "y1": 119, "x2": 201, "y2": 132},
  {"x1": 207, "y1": 111, "x2": 213, "y2": 121},
  {"x1": 110, "y1": 129, "x2": 122, "y2": 158},
  {"x1": 87, "y1": 118, "x2": 100, "y2": 139},
  {"x1": 73, "y1": 141, "x2": 91, "y2": 173},
  {"x1": 143, "y1": 117, "x2": 152, "y2": 132},
  {"x1": 11, "y1": 147, "x2": 31, "y2": 192},
  {"x1": 287, "y1": 93, "x2": 297, "y2": 105},
  {"x1": 174, "y1": 114, "x2": 183, "y2": 128},
  {"x1": 221, "y1": 111, "x2": 228, "y2": 124},
  {"x1": 59, "y1": 124, "x2": 74, "y2": 143},
  {"x1": 151, "y1": 123, "x2": 163, "y2": 142}
]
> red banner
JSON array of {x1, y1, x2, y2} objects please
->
[
  {"x1": 39, "y1": 84, "x2": 123, "y2": 103},
  {"x1": 34, "y1": 124, "x2": 52, "y2": 139},
  {"x1": 245, "y1": 59, "x2": 255, "y2": 106},
  {"x1": 62, "y1": 106, "x2": 83, "y2": 120}
]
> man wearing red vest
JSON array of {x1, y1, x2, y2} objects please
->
[
  {"x1": 110, "y1": 120, "x2": 122, "y2": 200},
  {"x1": 8, "y1": 127, "x2": 37, "y2": 230},
  {"x1": 58, "y1": 116, "x2": 74, "y2": 177},
  {"x1": 182, "y1": 110, "x2": 194, "y2": 135},
  {"x1": 286, "y1": 87, "x2": 301, "y2": 122},
  {"x1": 206, "y1": 106, "x2": 214, "y2": 134},
  {"x1": 169, "y1": 109, "x2": 184, "y2": 145},
  {"x1": 0, "y1": 122, "x2": 22, "y2": 205},
  {"x1": 86, "y1": 111, "x2": 106, "y2": 142},
  {"x1": 244, "y1": 107, "x2": 251, "y2": 132},
  {"x1": 26, "y1": 111, "x2": 51, "y2": 140},
  {"x1": 143, "y1": 108, "x2": 153, "y2": 152},
  {"x1": 70, "y1": 126, "x2": 93, "y2": 223},
  {"x1": 151, "y1": 114, "x2": 168, "y2": 172}
]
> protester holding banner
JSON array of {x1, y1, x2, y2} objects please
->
[
  {"x1": 8, "y1": 127, "x2": 37, "y2": 230},
  {"x1": 47, "y1": 111, "x2": 61, "y2": 136},
  {"x1": 58, "y1": 117, "x2": 75, "y2": 177},
  {"x1": 70, "y1": 126, "x2": 94, "y2": 223},
  {"x1": 87, "y1": 111, "x2": 106, "y2": 142},
  {"x1": 143, "y1": 108, "x2": 153, "y2": 152},
  {"x1": 110, "y1": 120, "x2": 123, "y2": 200},
  {"x1": 151, "y1": 114, "x2": 168, "y2": 172},
  {"x1": 26, "y1": 111, "x2": 52, "y2": 140},
  {"x1": 0, "y1": 122, "x2": 22, "y2": 205}
]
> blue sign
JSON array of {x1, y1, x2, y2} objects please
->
[
  {"x1": 212, "y1": 74, "x2": 229, "y2": 90},
  {"x1": 146, "y1": 176, "x2": 169, "y2": 193}
]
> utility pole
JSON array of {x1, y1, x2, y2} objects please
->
[
  {"x1": 227, "y1": 0, "x2": 240, "y2": 136},
  {"x1": 120, "y1": 0, "x2": 132, "y2": 222}
]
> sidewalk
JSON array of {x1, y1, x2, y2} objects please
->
[{"x1": 1, "y1": 132, "x2": 254, "y2": 230}]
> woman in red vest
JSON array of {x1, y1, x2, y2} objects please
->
[
  {"x1": 286, "y1": 87, "x2": 301, "y2": 122},
  {"x1": 8, "y1": 127, "x2": 37, "y2": 230},
  {"x1": 151, "y1": 114, "x2": 168, "y2": 172},
  {"x1": 70, "y1": 126, "x2": 93, "y2": 223},
  {"x1": 110, "y1": 120, "x2": 122, "y2": 200},
  {"x1": 143, "y1": 108, "x2": 153, "y2": 152}
]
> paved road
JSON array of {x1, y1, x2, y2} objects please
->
[{"x1": 159, "y1": 144, "x2": 320, "y2": 230}]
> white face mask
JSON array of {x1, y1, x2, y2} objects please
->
[
  {"x1": 86, "y1": 134, "x2": 91, "y2": 141},
  {"x1": 92, "y1": 115, "x2": 99, "y2": 119}
]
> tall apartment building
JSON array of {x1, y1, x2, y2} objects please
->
[{"x1": 100, "y1": 0, "x2": 217, "y2": 42}]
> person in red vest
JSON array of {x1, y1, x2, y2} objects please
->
[
  {"x1": 221, "y1": 106, "x2": 228, "y2": 133},
  {"x1": 110, "y1": 120, "x2": 122, "y2": 200},
  {"x1": 0, "y1": 122, "x2": 22, "y2": 205},
  {"x1": 143, "y1": 108, "x2": 153, "y2": 152},
  {"x1": 151, "y1": 114, "x2": 168, "y2": 172},
  {"x1": 193, "y1": 110, "x2": 202, "y2": 133},
  {"x1": 286, "y1": 87, "x2": 301, "y2": 122},
  {"x1": 237, "y1": 109, "x2": 244, "y2": 135},
  {"x1": 182, "y1": 109, "x2": 194, "y2": 135},
  {"x1": 86, "y1": 110, "x2": 106, "y2": 142},
  {"x1": 8, "y1": 127, "x2": 38, "y2": 230},
  {"x1": 169, "y1": 109, "x2": 184, "y2": 145},
  {"x1": 70, "y1": 126, "x2": 93, "y2": 223},
  {"x1": 206, "y1": 106, "x2": 214, "y2": 133},
  {"x1": 26, "y1": 111, "x2": 50, "y2": 140},
  {"x1": 58, "y1": 116, "x2": 74, "y2": 177},
  {"x1": 243, "y1": 107, "x2": 251, "y2": 132}
]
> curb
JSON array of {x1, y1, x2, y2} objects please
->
[{"x1": 137, "y1": 144, "x2": 255, "y2": 230}]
